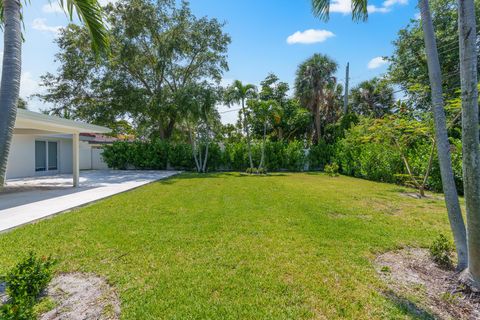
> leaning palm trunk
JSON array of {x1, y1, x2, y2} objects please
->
[
  {"x1": 241, "y1": 99, "x2": 254, "y2": 169},
  {"x1": 458, "y1": 0, "x2": 480, "y2": 285},
  {"x1": 0, "y1": 0, "x2": 22, "y2": 187},
  {"x1": 420, "y1": 0, "x2": 468, "y2": 270}
]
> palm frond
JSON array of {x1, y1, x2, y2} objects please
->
[
  {"x1": 311, "y1": 0, "x2": 368, "y2": 22},
  {"x1": 59, "y1": 0, "x2": 109, "y2": 54}
]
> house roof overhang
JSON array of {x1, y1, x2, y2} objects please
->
[{"x1": 13, "y1": 109, "x2": 111, "y2": 135}]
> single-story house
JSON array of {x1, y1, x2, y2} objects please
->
[{"x1": 6, "y1": 109, "x2": 111, "y2": 186}]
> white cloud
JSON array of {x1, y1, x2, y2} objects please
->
[
  {"x1": 287, "y1": 29, "x2": 335, "y2": 45},
  {"x1": 383, "y1": 0, "x2": 408, "y2": 7},
  {"x1": 329, "y1": 0, "x2": 407, "y2": 15},
  {"x1": 32, "y1": 18, "x2": 62, "y2": 35},
  {"x1": 329, "y1": 0, "x2": 352, "y2": 14},
  {"x1": 367, "y1": 5, "x2": 390, "y2": 13},
  {"x1": 42, "y1": 3, "x2": 63, "y2": 14},
  {"x1": 19, "y1": 72, "x2": 41, "y2": 98},
  {"x1": 368, "y1": 56, "x2": 389, "y2": 69}
]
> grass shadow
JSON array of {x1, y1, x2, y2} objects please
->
[{"x1": 384, "y1": 290, "x2": 436, "y2": 320}]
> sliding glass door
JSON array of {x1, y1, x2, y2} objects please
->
[{"x1": 35, "y1": 140, "x2": 58, "y2": 173}]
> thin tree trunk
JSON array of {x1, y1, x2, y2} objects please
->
[
  {"x1": 202, "y1": 143, "x2": 209, "y2": 173},
  {"x1": 260, "y1": 120, "x2": 267, "y2": 169},
  {"x1": 189, "y1": 127, "x2": 201, "y2": 172},
  {"x1": 458, "y1": 0, "x2": 480, "y2": 285},
  {"x1": 421, "y1": 139, "x2": 437, "y2": 192},
  {"x1": 420, "y1": 0, "x2": 468, "y2": 270},
  {"x1": 0, "y1": 0, "x2": 22, "y2": 187},
  {"x1": 242, "y1": 99, "x2": 254, "y2": 169},
  {"x1": 314, "y1": 103, "x2": 321, "y2": 144}
]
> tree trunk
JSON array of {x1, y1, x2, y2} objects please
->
[
  {"x1": 0, "y1": 0, "x2": 22, "y2": 187},
  {"x1": 314, "y1": 103, "x2": 321, "y2": 144},
  {"x1": 458, "y1": 0, "x2": 480, "y2": 285},
  {"x1": 260, "y1": 120, "x2": 267, "y2": 169},
  {"x1": 202, "y1": 140, "x2": 209, "y2": 173},
  {"x1": 420, "y1": 0, "x2": 468, "y2": 270},
  {"x1": 242, "y1": 99, "x2": 254, "y2": 169}
]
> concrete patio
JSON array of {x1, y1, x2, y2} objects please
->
[{"x1": 0, "y1": 170, "x2": 179, "y2": 232}]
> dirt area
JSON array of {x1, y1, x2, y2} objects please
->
[
  {"x1": 40, "y1": 273, "x2": 120, "y2": 320},
  {"x1": 375, "y1": 248, "x2": 480, "y2": 319}
]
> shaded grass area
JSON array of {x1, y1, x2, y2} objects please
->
[{"x1": 0, "y1": 173, "x2": 452, "y2": 319}]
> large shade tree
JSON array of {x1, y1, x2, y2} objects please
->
[
  {"x1": 0, "y1": 0, "x2": 108, "y2": 186},
  {"x1": 310, "y1": 0, "x2": 469, "y2": 274},
  {"x1": 294, "y1": 53, "x2": 338, "y2": 144},
  {"x1": 38, "y1": 0, "x2": 230, "y2": 140}
]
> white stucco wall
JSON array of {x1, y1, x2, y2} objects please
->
[
  {"x1": 6, "y1": 135, "x2": 36, "y2": 179},
  {"x1": 92, "y1": 148, "x2": 109, "y2": 170},
  {"x1": 6, "y1": 134, "x2": 98, "y2": 179}
]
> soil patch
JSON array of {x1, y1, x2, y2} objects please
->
[
  {"x1": 40, "y1": 273, "x2": 120, "y2": 320},
  {"x1": 375, "y1": 248, "x2": 480, "y2": 319}
]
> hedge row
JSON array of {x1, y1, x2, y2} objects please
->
[{"x1": 101, "y1": 140, "x2": 332, "y2": 172}]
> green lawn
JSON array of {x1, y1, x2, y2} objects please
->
[{"x1": 0, "y1": 173, "x2": 452, "y2": 319}]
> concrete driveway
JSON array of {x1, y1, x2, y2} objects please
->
[{"x1": 0, "y1": 170, "x2": 179, "y2": 232}]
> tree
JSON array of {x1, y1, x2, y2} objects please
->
[
  {"x1": 310, "y1": 0, "x2": 469, "y2": 272},
  {"x1": 295, "y1": 53, "x2": 338, "y2": 144},
  {"x1": 388, "y1": 0, "x2": 480, "y2": 111},
  {"x1": 349, "y1": 78, "x2": 395, "y2": 118},
  {"x1": 184, "y1": 84, "x2": 221, "y2": 173},
  {"x1": 419, "y1": 0, "x2": 468, "y2": 270},
  {"x1": 38, "y1": 0, "x2": 230, "y2": 140},
  {"x1": 366, "y1": 115, "x2": 437, "y2": 197},
  {"x1": 457, "y1": 0, "x2": 480, "y2": 288},
  {"x1": 225, "y1": 80, "x2": 257, "y2": 170},
  {"x1": 0, "y1": 0, "x2": 108, "y2": 186}
]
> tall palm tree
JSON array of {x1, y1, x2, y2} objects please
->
[
  {"x1": 457, "y1": 0, "x2": 480, "y2": 287},
  {"x1": 225, "y1": 80, "x2": 257, "y2": 170},
  {"x1": 310, "y1": 0, "x2": 468, "y2": 271},
  {"x1": 294, "y1": 53, "x2": 337, "y2": 144},
  {"x1": 0, "y1": 0, "x2": 108, "y2": 186}
]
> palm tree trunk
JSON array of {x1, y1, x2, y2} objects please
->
[
  {"x1": 242, "y1": 99, "x2": 254, "y2": 169},
  {"x1": 457, "y1": 0, "x2": 480, "y2": 286},
  {"x1": 420, "y1": 0, "x2": 468, "y2": 270},
  {"x1": 0, "y1": 0, "x2": 22, "y2": 187}
]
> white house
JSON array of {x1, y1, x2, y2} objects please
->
[{"x1": 6, "y1": 109, "x2": 111, "y2": 187}]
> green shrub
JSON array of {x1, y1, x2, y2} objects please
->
[
  {"x1": 429, "y1": 234, "x2": 454, "y2": 269},
  {"x1": 0, "y1": 252, "x2": 56, "y2": 320},
  {"x1": 324, "y1": 163, "x2": 339, "y2": 177},
  {"x1": 308, "y1": 141, "x2": 334, "y2": 171}
]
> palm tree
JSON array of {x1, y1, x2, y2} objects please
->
[
  {"x1": 225, "y1": 80, "x2": 257, "y2": 170},
  {"x1": 310, "y1": 0, "x2": 468, "y2": 271},
  {"x1": 457, "y1": 0, "x2": 480, "y2": 287},
  {"x1": 294, "y1": 53, "x2": 337, "y2": 144},
  {"x1": 350, "y1": 78, "x2": 395, "y2": 118},
  {"x1": 0, "y1": 0, "x2": 108, "y2": 186}
]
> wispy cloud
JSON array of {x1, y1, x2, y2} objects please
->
[
  {"x1": 368, "y1": 56, "x2": 389, "y2": 69},
  {"x1": 32, "y1": 18, "x2": 62, "y2": 35},
  {"x1": 287, "y1": 29, "x2": 335, "y2": 45},
  {"x1": 42, "y1": 3, "x2": 63, "y2": 14},
  {"x1": 329, "y1": 0, "x2": 408, "y2": 15}
]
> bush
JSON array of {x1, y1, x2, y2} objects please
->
[
  {"x1": 0, "y1": 252, "x2": 56, "y2": 320},
  {"x1": 324, "y1": 163, "x2": 339, "y2": 177},
  {"x1": 429, "y1": 234, "x2": 454, "y2": 269}
]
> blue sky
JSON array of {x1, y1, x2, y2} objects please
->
[{"x1": 10, "y1": 0, "x2": 419, "y2": 123}]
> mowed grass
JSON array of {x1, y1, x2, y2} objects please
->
[{"x1": 0, "y1": 173, "x2": 452, "y2": 319}]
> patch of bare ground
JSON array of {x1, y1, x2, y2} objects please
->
[
  {"x1": 40, "y1": 273, "x2": 120, "y2": 320},
  {"x1": 375, "y1": 248, "x2": 480, "y2": 320}
]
